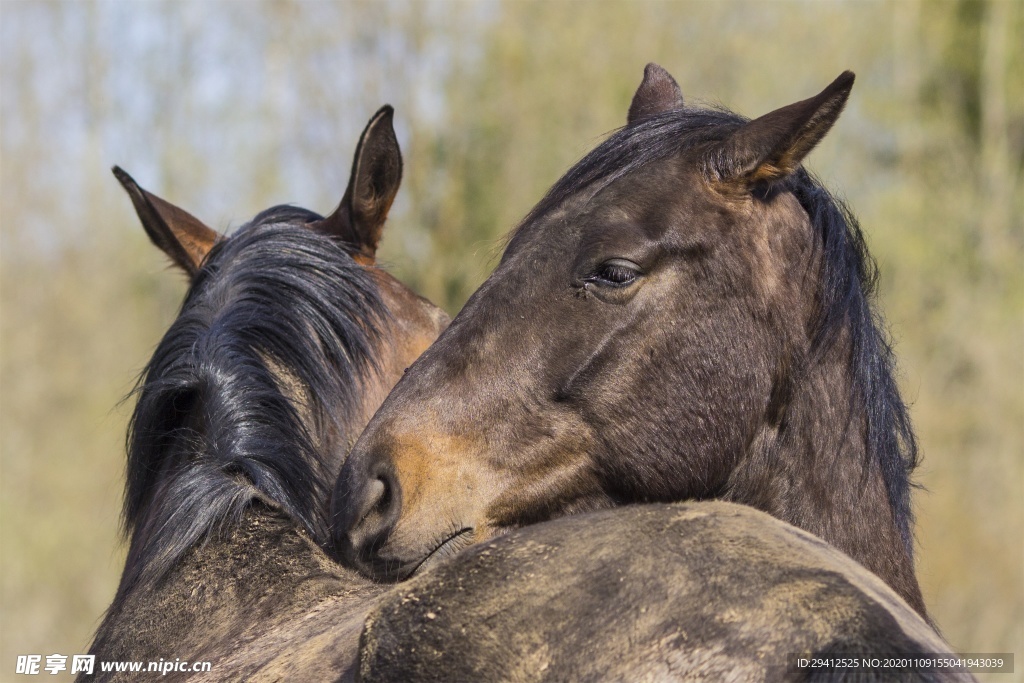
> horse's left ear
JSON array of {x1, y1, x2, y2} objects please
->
[
  {"x1": 314, "y1": 106, "x2": 402, "y2": 263},
  {"x1": 710, "y1": 71, "x2": 854, "y2": 186}
]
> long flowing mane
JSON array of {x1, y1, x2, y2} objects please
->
[
  {"x1": 119, "y1": 206, "x2": 387, "y2": 595},
  {"x1": 514, "y1": 107, "x2": 919, "y2": 558}
]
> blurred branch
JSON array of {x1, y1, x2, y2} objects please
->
[{"x1": 979, "y1": 0, "x2": 1013, "y2": 246}]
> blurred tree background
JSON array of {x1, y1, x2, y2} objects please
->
[{"x1": 1, "y1": 1, "x2": 1020, "y2": 678}]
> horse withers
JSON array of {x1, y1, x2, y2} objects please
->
[
  {"x1": 333, "y1": 65, "x2": 927, "y2": 617},
  {"x1": 84, "y1": 107, "x2": 447, "y2": 681}
]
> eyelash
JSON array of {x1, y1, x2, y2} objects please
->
[{"x1": 587, "y1": 260, "x2": 640, "y2": 287}]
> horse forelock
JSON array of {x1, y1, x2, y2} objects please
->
[
  {"x1": 511, "y1": 108, "x2": 744, "y2": 239},
  {"x1": 120, "y1": 210, "x2": 388, "y2": 593}
]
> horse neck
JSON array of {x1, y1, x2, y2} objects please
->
[
  {"x1": 90, "y1": 505, "x2": 376, "y2": 667},
  {"x1": 726, "y1": 329, "x2": 927, "y2": 618}
]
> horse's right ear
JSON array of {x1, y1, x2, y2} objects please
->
[
  {"x1": 112, "y1": 166, "x2": 219, "y2": 277},
  {"x1": 708, "y1": 71, "x2": 855, "y2": 187},
  {"x1": 627, "y1": 63, "x2": 684, "y2": 125},
  {"x1": 313, "y1": 106, "x2": 402, "y2": 263}
]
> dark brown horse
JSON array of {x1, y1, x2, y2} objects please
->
[
  {"x1": 83, "y1": 107, "x2": 447, "y2": 681},
  {"x1": 333, "y1": 65, "x2": 928, "y2": 617},
  {"x1": 174, "y1": 505, "x2": 965, "y2": 681},
  {"x1": 359, "y1": 502, "x2": 966, "y2": 682}
]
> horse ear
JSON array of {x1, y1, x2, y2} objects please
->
[
  {"x1": 627, "y1": 63, "x2": 684, "y2": 125},
  {"x1": 314, "y1": 105, "x2": 402, "y2": 263},
  {"x1": 710, "y1": 71, "x2": 854, "y2": 186},
  {"x1": 112, "y1": 166, "x2": 219, "y2": 277}
]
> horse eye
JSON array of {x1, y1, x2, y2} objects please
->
[{"x1": 589, "y1": 259, "x2": 641, "y2": 287}]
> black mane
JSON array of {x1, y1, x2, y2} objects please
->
[
  {"x1": 119, "y1": 206, "x2": 387, "y2": 594},
  {"x1": 517, "y1": 107, "x2": 919, "y2": 558}
]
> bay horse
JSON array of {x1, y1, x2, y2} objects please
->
[
  {"x1": 84, "y1": 107, "x2": 447, "y2": 681},
  {"x1": 333, "y1": 65, "x2": 928, "y2": 617}
]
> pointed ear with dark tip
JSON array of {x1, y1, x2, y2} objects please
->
[
  {"x1": 313, "y1": 105, "x2": 402, "y2": 262},
  {"x1": 112, "y1": 166, "x2": 220, "y2": 277},
  {"x1": 709, "y1": 71, "x2": 855, "y2": 187},
  {"x1": 627, "y1": 63, "x2": 684, "y2": 125}
]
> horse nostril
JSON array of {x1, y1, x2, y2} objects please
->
[
  {"x1": 363, "y1": 477, "x2": 387, "y2": 517},
  {"x1": 369, "y1": 467, "x2": 400, "y2": 522},
  {"x1": 340, "y1": 464, "x2": 402, "y2": 566},
  {"x1": 373, "y1": 475, "x2": 392, "y2": 516}
]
